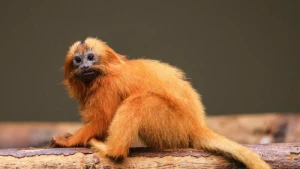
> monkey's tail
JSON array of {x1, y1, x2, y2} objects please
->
[{"x1": 192, "y1": 128, "x2": 270, "y2": 169}]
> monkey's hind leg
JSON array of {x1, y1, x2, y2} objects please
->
[{"x1": 90, "y1": 96, "x2": 143, "y2": 161}]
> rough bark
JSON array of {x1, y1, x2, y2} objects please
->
[
  {"x1": 0, "y1": 143, "x2": 299, "y2": 169},
  {"x1": 0, "y1": 113, "x2": 299, "y2": 148}
]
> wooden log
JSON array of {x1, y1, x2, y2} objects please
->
[
  {"x1": 0, "y1": 143, "x2": 299, "y2": 169},
  {"x1": 0, "y1": 113, "x2": 299, "y2": 148}
]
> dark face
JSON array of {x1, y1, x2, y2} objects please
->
[{"x1": 73, "y1": 49, "x2": 100, "y2": 84}]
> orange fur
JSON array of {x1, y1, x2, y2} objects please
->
[{"x1": 52, "y1": 37, "x2": 270, "y2": 169}]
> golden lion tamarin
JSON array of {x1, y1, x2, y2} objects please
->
[{"x1": 51, "y1": 37, "x2": 270, "y2": 169}]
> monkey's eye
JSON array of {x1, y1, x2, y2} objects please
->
[
  {"x1": 87, "y1": 54, "x2": 95, "y2": 61},
  {"x1": 74, "y1": 56, "x2": 81, "y2": 63}
]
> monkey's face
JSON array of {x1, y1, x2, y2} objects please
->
[
  {"x1": 65, "y1": 38, "x2": 106, "y2": 85},
  {"x1": 72, "y1": 48, "x2": 101, "y2": 84},
  {"x1": 65, "y1": 37, "x2": 124, "y2": 85}
]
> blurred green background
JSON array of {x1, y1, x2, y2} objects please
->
[{"x1": 0, "y1": 0, "x2": 299, "y2": 121}]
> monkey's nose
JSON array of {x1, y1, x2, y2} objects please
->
[{"x1": 81, "y1": 65, "x2": 89, "y2": 70}]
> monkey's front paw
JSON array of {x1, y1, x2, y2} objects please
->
[{"x1": 49, "y1": 134, "x2": 71, "y2": 148}]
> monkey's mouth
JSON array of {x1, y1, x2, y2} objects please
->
[
  {"x1": 80, "y1": 69, "x2": 99, "y2": 82},
  {"x1": 82, "y1": 71, "x2": 96, "y2": 76}
]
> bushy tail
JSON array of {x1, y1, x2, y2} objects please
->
[{"x1": 193, "y1": 128, "x2": 271, "y2": 169}]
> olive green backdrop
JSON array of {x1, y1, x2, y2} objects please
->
[{"x1": 0, "y1": 0, "x2": 299, "y2": 121}]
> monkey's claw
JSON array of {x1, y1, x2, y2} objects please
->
[{"x1": 49, "y1": 133, "x2": 72, "y2": 148}]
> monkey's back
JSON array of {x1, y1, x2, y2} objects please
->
[
  {"x1": 124, "y1": 59, "x2": 204, "y2": 113},
  {"x1": 124, "y1": 59, "x2": 195, "y2": 96}
]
